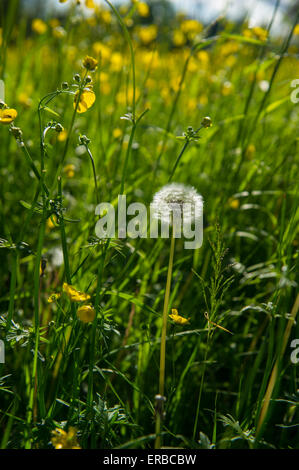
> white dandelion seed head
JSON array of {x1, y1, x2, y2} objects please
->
[{"x1": 151, "y1": 182, "x2": 203, "y2": 225}]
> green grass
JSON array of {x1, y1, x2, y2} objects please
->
[{"x1": 0, "y1": 0, "x2": 299, "y2": 449}]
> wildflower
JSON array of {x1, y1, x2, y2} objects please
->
[
  {"x1": 137, "y1": 25, "x2": 158, "y2": 45},
  {"x1": 49, "y1": 18, "x2": 60, "y2": 28},
  {"x1": 173, "y1": 30, "x2": 186, "y2": 47},
  {"x1": 32, "y1": 18, "x2": 47, "y2": 35},
  {"x1": 63, "y1": 282, "x2": 91, "y2": 302},
  {"x1": 82, "y1": 55, "x2": 98, "y2": 71},
  {"x1": 0, "y1": 108, "x2": 17, "y2": 125},
  {"x1": 110, "y1": 52, "x2": 124, "y2": 72},
  {"x1": 243, "y1": 26, "x2": 268, "y2": 42},
  {"x1": 113, "y1": 128, "x2": 123, "y2": 139},
  {"x1": 47, "y1": 293, "x2": 61, "y2": 303},
  {"x1": 229, "y1": 198, "x2": 240, "y2": 210},
  {"x1": 40, "y1": 258, "x2": 47, "y2": 277},
  {"x1": 85, "y1": 0, "x2": 96, "y2": 8},
  {"x1": 18, "y1": 92, "x2": 32, "y2": 109},
  {"x1": 221, "y1": 81, "x2": 234, "y2": 96},
  {"x1": 169, "y1": 308, "x2": 190, "y2": 325},
  {"x1": 151, "y1": 182, "x2": 203, "y2": 228},
  {"x1": 46, "y1": 215, "x2": 57, "y2": 231},
  {"x1": 63, "y1": 164, "x2": 75, "y2": 178},
  {"x1": 52, "y1": 26, "x2": 66, "y2": 39},
  {"x1": 51, "y1": 427, "x2": 81, "y2": 449},
  {"x1": 74, "y1": 89, "x2": 96, "y2": 113},
  {"x1": 92, "y1": 42, "x2": 110, "y2": 62},
  {"x1": 137, "y1": 2, "x2": 150, "y2": 17},
  {"x1": 294, "y1": 24, "x2": 299, "y2": 35},
  {"x1": 100, "y1": 9, "x2": 112, "y2": 24},
  {"x1": 201, "y1": 116, "x2": 212, "y2": 128},
  {"x1": 58, "y1": 129, "x2": 68, "y2": 142},
  {"x1": 77, "y1": 304, "x2": 96, "y2": 323},
  {"x1": 245, "y1": 144, "x2": 256, "y2": 159}
]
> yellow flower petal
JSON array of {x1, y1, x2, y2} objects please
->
[
  {"x1": 77, "y1": 304, "x2": 96, "y2": 323},
  {"x1": 63, "y1": 282, "x2": 91, "y2": 302},
  {"x1": 74, "y1": 89, "x2": 96, "y2": 113},
  {"x1": 169, "y1": 309, "x2": 190, "y2": 325},
  {"x1": 0, "y1": 108, "x2": 17, "y2": 125}
]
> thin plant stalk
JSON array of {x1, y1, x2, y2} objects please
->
[{"x1": 155, "y1": 228, "x2": 175, "y2": 449}]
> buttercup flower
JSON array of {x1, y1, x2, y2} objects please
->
[
  {"x1": 169, "y1": 308, "x2": 190, "y2": 325},
  {"x1": 74, "y1": 89, "x2": 96, "y2": 113},
  {"x1": 82, "y1": 55, "x2": 98, "y2": 71},
  {"x1": 77, "y1": 304, "x2": 96, "y2": 323},
  {"x1": 47, "y1": 293, "x2": 61, "y2": 303},
  {"x1": 201, "y1": 116, "x2": 212, "y2": 128},
  {"x1": 51, "y1": 427, "x2": 81, "y2": 449},
  {"x1": 63, "y1": 164, "x2": 75, "y2": 178},
  {"x1": 0, "y1": 108, "x2": 17, "y2": 125},
  {"x1": 32, "y1": 18, "x2": 47, "y2": 35},
  {"x1": 63, "y1": 282, "x2": 91, "y2": 302}
]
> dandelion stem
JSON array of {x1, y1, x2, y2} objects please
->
[{"x1": 155, "y1": 227, "x2": 175, "y2": 449}]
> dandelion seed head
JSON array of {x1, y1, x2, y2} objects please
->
[{"x1": 151, "y1": 182, "x2": 203, "y2": 225}]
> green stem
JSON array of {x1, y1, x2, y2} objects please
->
[
  {"x1": 85, "y1": 144, "x2": 99, "y2": 205},
  {"x1": 155, "y1": 229, "x2": 175, "y2": 449},
  {"x1": 25, "y1": 215, "x2": 46, "y2": 448}
]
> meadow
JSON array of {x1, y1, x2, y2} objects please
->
[{"x1": 0, "y1": 0, "x2": 299, "y2": 450}]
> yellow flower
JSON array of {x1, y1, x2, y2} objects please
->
[
  {"x1": 169, "y1": 309, "x2": 190, "y2": 325},
  {"x1": 0, "y1": 108, "x2": 17, "y2": 125},
  {"x1": 92, "y1": 42, "x2": 110, "y2": 62},
  {"x1": 181, "y1": 19, "x2": 202, "y2": 40},
  {"x1": 82, "y1": 55, "x2": 98, "y2": 71},
  {"x1": 77, "y1": 304, "x2": 96, "y2": 323},
  {"x1": 138, "y1": 25, "x2": 158, "y2": 45},
  {"x1": 18, "y1": 92, "x2": 32, "y2": 109},
  {"x1": 49, "y1": 18, "x2": 60, "y2": 28},
  {"x1": 110, "y1": 52, "x2": 124, "y2": 72},
  {"x1": 251, "y1": 26, "x2": 268, "y2": 42},
  {"x1": 74, "y1": 89, "x2": 96, "y2": 113},
  {"x1": 46, "y1": 215, "x2": 57, "y2": 231},
  {"x1": 245, "y1": 143, "x2": 256, "y2": 159},
  {"x1": 51, "y1": 427, "x2": 81, "y2": 449},
  {"x1": 63, "y1": 164, "x2": 75, "y2": 178},
  {"x1": 47, "y1": 293, "x2": 61, "y2": 303},
  {"x1": 57, "y1": 129, "x2": 68, "y2": 142},
  {"x1": 294, "y1": 24, "x2": 299, "y2": 35},
  {"x1": 63, "y1": 282, "x2": 91, "y2": 302},
  {"x1": 173, "y1": 30, "x2": 186, "y2": 47},
  {"x1": 137, "y1": 2, "x2": 150, "y2": 17},
  {"x1": 100, "y1": 9, "x2": 112, "y2": 24},
  {"x1": 113, "y1": 128, "x2": 123, "y2": 139},
  {"x1": 243, "y1": 26, "x2": 268, "y2": 42},
  {"x1": 229, "y1": 198, "x2": 240, "y2": 210},
  {"x1": 32, "y1": 18, "x2": 47, "y2": 35},
  {"x1": 85, "y1": 0, "x2": 96, "y2": 8},
  {"x1": 201, "y1": 116, "x2": 212, "y2": 128}
]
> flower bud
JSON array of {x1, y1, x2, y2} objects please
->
[{"x1": 201, "y1": 116, "x2": 212, "y2": 128}]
